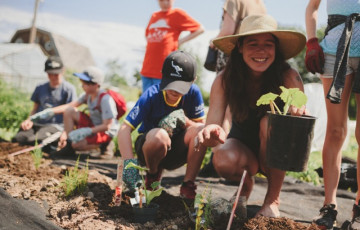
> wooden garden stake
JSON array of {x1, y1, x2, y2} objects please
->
[
  {"x1": 114, "y1": 158, "x2": 124, "y2": 206},
  {"x1": 226, "y1": 170, "x2": 247, "y2": 230},
  {"x1": 9, "y1": 131, "x2": 62, "y2": 157}
]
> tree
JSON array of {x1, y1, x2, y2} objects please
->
[
  {"x1": 105, "y1": 58, "x2": 128, "y2": 87},
  {"x1": 132, "y1": 68, "x2": 142, "y2": 89}
]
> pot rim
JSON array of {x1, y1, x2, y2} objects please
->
[{"x1": 266, "y1": 111, "x2": 317, "y2": 120}]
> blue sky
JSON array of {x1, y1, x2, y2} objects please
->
[{"x1": 1, "y1": 0, "x2": 327, "y2": 31}]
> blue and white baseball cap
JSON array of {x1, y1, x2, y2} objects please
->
[{"x1": 73, "y1": 66, "x2": 104, "y2": 85}]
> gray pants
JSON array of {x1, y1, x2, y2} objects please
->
[{"x1": 13, "y1": 124, "x2": 62, "y2": 146}]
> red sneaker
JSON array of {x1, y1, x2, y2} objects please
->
[
  {"x1": 180, "y1": 181, "x2": 197, "y2": 200},
  {"x1": 145, "y1": 169, "x2": 162, "y2": 191}
]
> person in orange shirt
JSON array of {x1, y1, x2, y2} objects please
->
[{"x1": 140, "y1": 0, "x2": 204, "y2": 93}]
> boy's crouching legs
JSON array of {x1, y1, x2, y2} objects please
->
[{"x1": 142, "y1": 128, "x2": 171, "y2": 174}]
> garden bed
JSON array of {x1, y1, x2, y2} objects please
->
[{"x1": 0, "y1": 141, "x2": 321, "y2": 229}]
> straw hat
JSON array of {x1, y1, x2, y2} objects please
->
[{"x1": 213, "y1": 14, "x2": 306, "y2": 60}]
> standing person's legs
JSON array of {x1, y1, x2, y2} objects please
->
[
  {"x1": 355, "y1": 94, "x2": 360, "y2": 204},
  {"x1": 312, "y1": 76, "x2": 352, "y2": 229},
  {"x1": 351, "y1": 93, "x2": 360, "y2": 230},
  {"x1": 321, "y1": 75, "x2": 353, "y2": 206},
  {"x1": 313, "y1": 54, "x2": 357, "y2": 229}
]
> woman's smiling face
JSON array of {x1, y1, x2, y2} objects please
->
[{"x1": 239, "y1": 33, "x2": 276, "y2": 76}]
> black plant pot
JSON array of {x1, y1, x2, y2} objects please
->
[
  {"x1": 266, "y1": 112, "x2": 316, "y2": 172},
  {"x1": 132, "y1": 203, "x2": 159, "y2": 224}
]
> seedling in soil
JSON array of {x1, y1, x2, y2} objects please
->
[
  {"x1": 125, "y1": 162, "x2": 163, "y2": 207},
  {"x1": 194, "y1": 185, "x2": 213, "y2": 230},
  {"x1": 60, "y1": 156, "x2": 89, "y2": 197},
  {"x1": 30, "y1": 139, "x2": 42, "y2": 170},
  {"x1": 256, "y1": 86, "x2": 307, "y2": 115}
]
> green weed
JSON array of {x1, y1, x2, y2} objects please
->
[
  {"x1": 60, "y1": 156, "x2": 89, "y2": 197},
  {"x1": 194, "y1": 184, "x2": 213, "y2": 230},
  {"x1": 30, "y1": 139, "x2": 43, "y2": 170}
]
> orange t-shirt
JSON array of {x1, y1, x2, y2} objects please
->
[{"x1": 140, "y1": 8, "x2": 201, "y2": 79}]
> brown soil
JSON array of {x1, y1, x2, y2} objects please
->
[{"x1": 0, "y1": 141, "x2": 320, "y2": 230}]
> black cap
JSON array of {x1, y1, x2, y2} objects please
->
[
  {"x1": 44, "y1": 56, "x2": 63, "y2": 74},
  {"x1": 160, "y1": 51, "x2": 196, "y2": 95}
]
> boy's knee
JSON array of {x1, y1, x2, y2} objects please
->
[{"x1": 64, "y1": 106, "x2": 76, "y2": 117}]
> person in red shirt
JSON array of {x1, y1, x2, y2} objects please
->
[{"x1": 140, "y1": 0, "x2": 204, "y2": 93}]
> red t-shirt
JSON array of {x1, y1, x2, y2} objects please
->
[{"x1": 140, "y1": 8, "x2": 201, "y2": 79}]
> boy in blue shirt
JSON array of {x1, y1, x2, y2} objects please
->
[
  {"x1": 13, "y1": 56, "x2": 77, "y2": 151},
  {"x1": 118, "y1": 51, "x2": 206, "y2": 199}
]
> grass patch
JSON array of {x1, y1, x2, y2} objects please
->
[
  {"x1": 60, "y1": 157, "x2": 89, "y2": 197},
  {"x1": 31, "y1": 139, "x2": 43, "y2": 170},
  {"x1": 286, "y1": 151, "x2": 322, "y2": 185},
  {"x1": 287, "y1": 132, "x2": 358, "y2": 185}
]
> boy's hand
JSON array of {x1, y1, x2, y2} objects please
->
[
  {"x1": 123, "y1": 159, "x2": 142, "y2": 191},
  {"x1": 21, "y1": 119, "x2": 33, "y2": 130},
  {"x1": 68, "y1": 127, "x2": 92, "y2": 143},
  {"x1": 305, "y1": 37, "x2": 324, "y2": 74},
  {"x1": 158, "y1": 109, "x2": 186, "y2": 137},
  {"x1": 30, "y1": 108, "x2": 54, "y2": 122}
]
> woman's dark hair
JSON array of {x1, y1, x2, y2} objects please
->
[{"x1": 222, "y1": 35, "x2": 290, "y2": 122}]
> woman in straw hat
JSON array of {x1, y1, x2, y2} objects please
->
[{"x1": 195, "y1": 14, "x2": 307, "y2": 217}]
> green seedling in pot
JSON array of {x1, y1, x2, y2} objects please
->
[
  {"x1": 256, "y1": 86, "x2": 307, "y2": 115},
  {"x1": 125, "y1": 162, "x2": 163, "y2": 207}
]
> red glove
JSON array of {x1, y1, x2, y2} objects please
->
[{"x1": 305, "y1": 38, "x2": 324, "y2": 74}]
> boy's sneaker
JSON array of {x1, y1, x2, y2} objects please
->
[
  {"x1": 180, "y1": 181, "x2": 197, "y2": 200},
  {"x1": 145, "y1": 169, "x2": 162, "y2": 191},
  {"x1": 313, "y1": 204, "x2": 337, "y2": 230},
  {"x1": 348, "y1": 203, "x2": 360, "y2": 230}
]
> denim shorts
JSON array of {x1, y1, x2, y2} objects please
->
[
  {"x1": 322, "y1": 53, "x2": 360, "y2": 78},
  {"x1": 141, "y1": 75, "x2": 161, "y2": 93}
]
